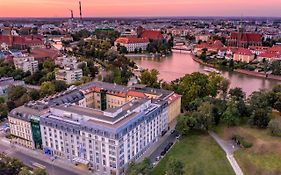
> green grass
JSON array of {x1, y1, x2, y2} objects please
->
[
  {"x1": 152, "y1": 133, "x2": 235, "y2": 175},
  {"x1": 235, "y1": 150, "x2": 281, "y2": 175},
  {"x1": 213, "y1": 124, "x2": 281, "y2": 175}
]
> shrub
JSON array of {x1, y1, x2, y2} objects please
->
[
  {"x1": 232, "y1": 135, "x2": 253, "y2": 148},
  {"x1": 268, "y1": 118, "x2": 281, "y2": 137},
  {"x1": 5, "y1": 134, "x2": 13, "y2": 139}
]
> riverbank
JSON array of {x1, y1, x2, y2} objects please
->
[{"x1": 192, "y1": 56, "x2": 281, "y2": 81}]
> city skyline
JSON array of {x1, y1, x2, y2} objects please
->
[{"x1": 1, "y1": 0, "x2": 281, "y2": 18}]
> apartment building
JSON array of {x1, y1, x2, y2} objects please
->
[
  {"x1": 13, "y1": 55, "x2": 38, "y2": 74},
  {"x1": 40, "y1": 98, "x2": 168, "y2": 175},
  {"x1": 8, "y1": 102, "x2": 49, "y2": 149},
  {"x1": 55, "y1": 56, "x2": 84, "y2": 84},
  {"x1": 8, "y1": 81, "x2": 180, "y2": 174},
  {"x1": 114, "y1": 37, "x2": 149, "y2": 52},
  {"x1": 55, "y1": 67, "x2": 83, "y2": 84},
  {"x1": 79, "y1": 82, "x2": 181, "y2": 126}
]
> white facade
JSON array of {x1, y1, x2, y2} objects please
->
[
  {"x1": 55, "y1": 68, "x2": 83, "y2": 84},
  {"x1": 40, "y1": 99, "x2": 168, "y2": 175},
  {"x1": 114, "y1": 41, "x2": 149, "y2": 52},
  {"x1": 13, "y1": 56, "x2": 38, "y2": 74}
]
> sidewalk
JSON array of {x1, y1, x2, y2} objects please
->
[
  {"x1": 137, "y1": 122, "x2": 176, "y2": 163},
  {"x1": 209, "y1": 131, "x2": 244, "y2": 175},
  {"x1": 1, "y1": 137, "x2": 92, "y2": 175}
]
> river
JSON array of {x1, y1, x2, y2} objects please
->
[{"x1": 132, "y1": 53, "x2": 280, "y2": 96}]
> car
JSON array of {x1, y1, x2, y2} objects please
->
[
  {"x1": 155, "y1": 156, "x2": 161, "y2": 161},
  {"x1": 152, "y1": 162, "x2": 158, "y2": 166},
  {"x1": 160, "y1": 150, "x2": 166, "y2": 156}
]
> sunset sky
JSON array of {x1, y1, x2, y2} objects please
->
[{"x1": 1, "y1": 0, "x2": 281, "y2": 17}]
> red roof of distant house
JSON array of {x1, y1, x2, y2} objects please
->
[
  {"x1": 127, "y1": 90, "x2": 146, "y2": 98},
  {"x1": 0, "y1": 35, "x2": 12, "y2": 45},
  {"x1": 196, "y1": 40, "x2": 223, "y2": 51},
  {"x1": 259, "y1": 51, "x2": 281, "y2": 59},
  {"x1": 230, "y1": 32, "x2": 262, "y2": 43},
  {"x1": 0, "y1": 35, "x2": 44, "y2": 47},
  {"x1": 234, "y1": 48, "x2": 253, "y2": 56},
  {"x1": 249, "y1": 46, "x2": 269, "y2": 50},
  {"x1": 31, "y1": 48, "x2": 60, "y2": 60},
  {"x1": 268, "y1": 45, "x2": 281, "y2": 53},
  {"x1": 115, "y1": 37, "x2": 149, "y2": 44},
  {"x1": 141, "y1": 30, "x2": 164, "y2": 40}
]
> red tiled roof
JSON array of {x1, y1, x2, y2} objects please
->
[
  {"x1": 31, "y1": 48, "x2": 60, "y2": 60},
  {"x1": 259, "y1": 51, "x2": 281, "y2": 59},
  {"x1": 115, "y1": 37, "x2": 149, "y2": 44},
  {"x1": 0, "y1": 35, "x2": 12, "y2": 45},
  {"x1": 0, "y1": 35, "x2": 44, "y2": 46},
  {"x1": 249, "y1": 46, "x2": 269, "y2": 51},
  {"x1": 195, "y1": 40, "x2": 223, "y2": 51},
  {"x1": 234, "y1": 48, "x2": 253, "y2": 56},
  {"x1": 268, "y1": 45, "x2": 281, "y2": 53},
  {"x1": 141, "y1": 30, "x2": 164, "y2": 40},
  {"x1": 127, "y1": 91, "x2": 146, "y2": 98},
  {"x1": 230, "y1": 32, "x2": 262, "y2": 43}
]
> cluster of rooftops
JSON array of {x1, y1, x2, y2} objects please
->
[{"x1": 10, "y1": 81, "x2": 175, "y2": 129}]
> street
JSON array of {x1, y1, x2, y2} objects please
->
[
  {"x1": 0, "y1": 135, "x2": 89, "y2": 175},
  {"x1": 149, "y1": 130, "x2": 178, "y2": 164}
]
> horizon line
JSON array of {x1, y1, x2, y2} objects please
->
[{"x1": 1, "y1": 15, "x2": 281, "y2": 19}]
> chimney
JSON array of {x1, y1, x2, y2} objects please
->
[{"x1": 79, "y1": 1, "x2": 82, "y2": 22}]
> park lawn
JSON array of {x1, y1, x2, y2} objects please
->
[
  {"x1": 152, "y1": 133, "x2": 235, "y2": 175},
  {"x1": 216, "y1": 126, "x2": 281, "y2": 175}
]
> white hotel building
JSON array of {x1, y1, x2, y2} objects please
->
[
  {"x1": 40, "y1": 98, "x2": 168, "y2": 175},
  {"x1": 114, "y1": 37, "x2": 149, "y2": 52}
]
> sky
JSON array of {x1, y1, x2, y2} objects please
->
[{"x1": 1, "y1": 0, "x2": 281, "y2": 17}]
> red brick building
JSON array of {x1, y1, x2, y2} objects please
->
[
  {"x1": 227, "y1": 32, "x2": 262, "y2": 48},
  {"x1": 0, "y1": 35, "x2": 44, "y2": 50}
]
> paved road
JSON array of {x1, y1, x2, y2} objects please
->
[
  {"x1": 209, "y1": 131, "x2": 244, "y2": 175},
  {"x1": 0, "y1": 136, "x2": 90, "y2": 175},
  {"x1": 149, "y1": 131, "x2": 178, "y2": 163}
]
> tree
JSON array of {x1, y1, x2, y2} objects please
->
[
  {"x1": 19, "y1": 167, "x2": 32, "y2": 175},
  {"x1": 229, "y1": 87, "x2": 245, "y2": 101},
  {"x1": 29, "y1": 89, "x2": 41, "y2": 101},
  {"x1": 222, "y1": 100, "x2": 240, "y2": 126},
  {"x1": 33, "y1": 168, "x2": 48, "y2": 175},
  {"x1": 119, "y1": 46, "x2": 128, "y2": 54},
  {"x1": 268, "y1": 118, "x2": 281, "y2": 137},
  {"x1": 8, "y1": 86, "x2": 27, "y2": 101},
  {"x1": 248, "y1": 90, "x2": 271, "y2": 112},
  {"x1": 176, "y1": 115, "x2": 191, "y2": 135},
  {"x1": 270, "y1": 60, "x2": 281, "y2": 75},
  {"x1": 174, "y1": 72, "x2": 210, "y2": 110},
  {"x1": 40, "y1": 81, "x2": 55, "y2": 97},
  {"x1": 208, "y1": 73, "x2": 225, "y2": 97},
  {"x1": 249, "y1": 108, "x2": 270, "y2": 128},
  {"x1": 192, "y1": 102, "x2": 215, "y2": 130},
  {"x1": 53, "y1": 80, "x2": 68, "y2": 92},
  {"x1": 42, "y1": 60, "x2": 55, "y2": 72},
  {"x1": 126, "y1": 158, "x2": 152, "y2": 175},
  {"x1": 220, "y1": 79, "x2": 230, "y2": 98},
  {"x1": 139, "y1": 69, "x2": 160, "y2": 88},
  {"x1": 0, "y1": 96, "x2": 5, "y2": 104},
  {"x1": 166, "y1": 158, "x2": 184, "y2": 175}
]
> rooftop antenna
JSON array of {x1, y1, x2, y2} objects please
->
[{"x1": 79, "y1": 1, "x2": 83, "y2": 23}]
